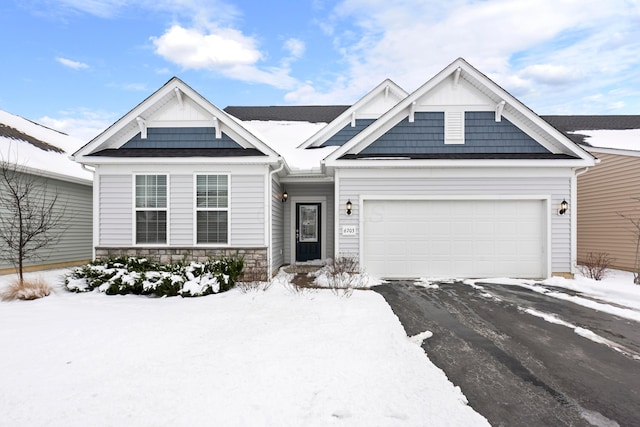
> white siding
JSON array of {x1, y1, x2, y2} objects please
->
[
  {"x1": 271, "y1": 178, "x2": 284, "y2": 271},
  {"x1": 170, "y1": 175, "x2": 193, "y2": 245},
  {"x1": 98, "y1": 170, "x2": 267, "y2": 248},
  {"x1": 337, "y1": 170, "x2": 571, "y2": 274},
  {"x1": 99, "y1": 175, "x2": 132, "y2": 245},
  {"x1": 230, "y1": 175, "x2": 265, "y2": 246}
]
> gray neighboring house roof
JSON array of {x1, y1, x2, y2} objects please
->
[
  {"x1": 0, "y1": 123, "x2": 64, "y2": 153},
  {"x1": 542, "y1": 115, "x2": 640, "y2": 145},
  {"x1": 224, "y1": 105, "x2": 349, "y2": 123}
]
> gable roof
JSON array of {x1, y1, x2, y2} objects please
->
[
  {"x1": 323, "y1": 58, "x2": 596, "y2": 167},
  {"x1": 72, "y1": 77, "x2": 281, "y2": 165},
  {"x1": 297, "y1": 79, "x2": 408, "y2": 149}
]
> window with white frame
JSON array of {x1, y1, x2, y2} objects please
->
[
  {"x1": 196, "y1": 175, "x2": 229, "y2": 244},
  {"x1": 135, "y1": 175, "x2": 167, "y2": 244}
]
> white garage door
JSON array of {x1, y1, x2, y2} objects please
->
[{"x1": 363, "y1": 199, "x2": 546, "y2": 279}]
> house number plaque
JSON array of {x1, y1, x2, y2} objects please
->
[{"x1": 342, "y1": 225, "x2": 357, "y2": 236}]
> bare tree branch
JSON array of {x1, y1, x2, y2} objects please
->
[{"x1": 0, "y1": 157, "x2": 67, "y2": 283}]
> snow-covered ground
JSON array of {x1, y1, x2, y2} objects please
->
[
  {"x1": 462, "y1": 269, "x2": 640, "y2": 359},
  {"x1": 0, "y1": 269, "x2": 488, "y2": 427},
  {"x1": 463, "y1": 269, "x2": 640, "y2": 321}
]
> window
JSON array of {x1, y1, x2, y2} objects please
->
[
  {"x1": 135, "y1": 175, "x2": 167, "y2": 244},
  {"x1": 196, "y1": 175, "x2": 229, "y2": 244}
]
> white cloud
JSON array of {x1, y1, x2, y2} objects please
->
[
  {"x1": 39, "y1": 109, "x2": 116, "y2": 142},
  {"x1": 286, "y1": 0, "x2": 640, "y2": 114},
  {"x1": 53, "y1": 0, "x2": 127, "y2": 18},
  {"x1": 151, "y1": 24, "x2": 299, "y2": 89},
  {"x1": 56, "y1": 57, "x2": 89, "y2": 70},
  {"x1": 284, "y1": 38, "x2": 305, "y2": 59},
  {"x1": 152, "y1": 25, "x2": 262, "y2": 68},
  {"x1": 519, "y1": 64, "x2": 579, "y2": 86}
]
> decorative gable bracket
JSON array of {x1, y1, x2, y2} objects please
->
[
  {"x1": 495, "y1": 101, "x2": 506, "y2": 122},
  {"x1": 136, "y1": 117, "x2": 147, "y2": 139},
  {"x1": 212, "y1": 116, "x2": 222, "y2": 139}
]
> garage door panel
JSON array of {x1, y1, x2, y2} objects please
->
[{"x1": 363, "y1": 199, "x2": 545, "y2": 278}]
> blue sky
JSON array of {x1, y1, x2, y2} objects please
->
[{"x1": 1, "y1": 0, "x2": 639, "y2": 141}]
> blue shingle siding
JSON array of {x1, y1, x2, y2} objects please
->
[
  {"x1": 322, "y1": 119, "x2": 375, "y2": 146},
  {"x1": 122, "y1": 127, "x2": 243, "y2": 149},
  {"x1": 361, "y1": 112, "x2": 444, "y2": 154},
  {"x1": 465, "y1": 112, "x2": 548, "y2": 153},
  {"x1": 360, "y1": 111, "x2": 550, "y2": 154}
]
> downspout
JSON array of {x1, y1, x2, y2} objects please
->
[
  {"x1": 81, "y1": 163, "x2": 98, "y2": 260},
  {"x1": 267, "y1": 160, "x2": 285, "y2": 279},
  {"x1": 571, "y1": 166, "x2": 591, "y2": 274}
]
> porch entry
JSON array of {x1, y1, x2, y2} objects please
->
[{"x1": 296, "y1": 203, "x2": 321, "y2": 261}]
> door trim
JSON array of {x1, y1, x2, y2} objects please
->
[{"x1": 289, "y1": 196, "x2": 327, "y2": 264}]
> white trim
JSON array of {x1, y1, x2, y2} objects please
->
[
  {"x1": 73, "y1": 78, "x2": 281, "y2": 162},
  {"x1": 289, "y1": 196, "x2": 327, "y2": 264},
  {"x1": 336, "y1": 166, "x2": 574, "y2": 179},
  {"x1": 192, "y1": 173, "x2": 231, "y2": 247},
  {"x1": 334, "y1": 169, "x2": 341, "y2": 259},
  {"x1": 132, "y1": 172, "x2": 170, "y2": 246},
  {"x1": 358, "y1": 195, "x2": 552, "y2": 278},
  {"x1": 326, "y1": 158, "x2": 594, "y2": 169},
  {"x1": 297, "y1": 79, "x2": 408, "y2": 149},
  {"x1": 77, "y1": 156, "x2": 277, "y2": 166}
]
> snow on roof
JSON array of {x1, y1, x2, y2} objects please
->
[
  {"x1": 0, "y1": 110, "x2": 92, "y2": 183},
  {"x1": 571, "y1": 129, "x2": 640, "y2": 152},
  {"x1": 241, "y1": 120, "x2": 338, "y2": 172}
]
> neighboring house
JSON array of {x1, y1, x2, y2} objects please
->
[
  {"x1": 543, "y1": 116, "x2": 640, "y2": 272},
  {"x1": 72, "y1": 58, "x2": 596, "y2": 279},
  {"x1": 0, "y1": 110, "x2": 93, "y2": 274}
]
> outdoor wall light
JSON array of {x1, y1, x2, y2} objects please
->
[
  {"x1": 346, "y1": 199, "x2": 353, "y2": 215},
  {"x1": 558, "y1": 199, "x2": 568, "y2": 215},
  {"x1": 281, "y1": 190, "x2": 288, "y2": 203}
]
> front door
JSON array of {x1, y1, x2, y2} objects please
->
[{"x1": 296, "y1": 203, "x2": 321, "y2": 262}]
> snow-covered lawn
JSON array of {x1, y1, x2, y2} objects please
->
[{"x1": 0, "y1": 269, "x2": 488, "y2": 427}]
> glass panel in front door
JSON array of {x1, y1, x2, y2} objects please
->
[{"x1": 299, "y1": 205, "x2": 318, "y2": 242}]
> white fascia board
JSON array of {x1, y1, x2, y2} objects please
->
[
  {"x1": 297, "y1": 79, "x2": 408, "y2": 149},
  {"x1": 73, "y1": 77, "x2": 280, "y2": 160},
  {"x1": 75, "y1": 155, "x2": 278, "y2": 166},
  {"x1": 73, "y1": 78, "x2": 183, "y2": 158},
  {"x1": 336, "y1": 165, "x2": 575, "y2": 179},
  {"x1": 325, "y1": 158, "x2": 595, "y2": 169},
  {"x1": 458, "y1": 63, "x2": 596, "y2": 162}
]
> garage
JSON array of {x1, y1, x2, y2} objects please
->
[{"x1": 362, "y1": 199, "x2": 546, "y2": 279}]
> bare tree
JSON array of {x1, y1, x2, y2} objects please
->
[
  {"x1": 619, "y1": 197, "x2": 640, "y2": 285},
  {"x1": 0, "y1": 158, "x2": 66, "y2": 284}
]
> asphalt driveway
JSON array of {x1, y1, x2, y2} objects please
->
[{"x1": 375, "y1": 280, "x2": 640, "y2": 427}]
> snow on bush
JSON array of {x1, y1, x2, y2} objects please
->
[{"x1": 65, "y1": 256, "x2": 243, "y2": 297}]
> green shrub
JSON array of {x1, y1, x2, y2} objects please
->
[{"x1": 65, "y1": 256, "x2": 244, "y2": 297}]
